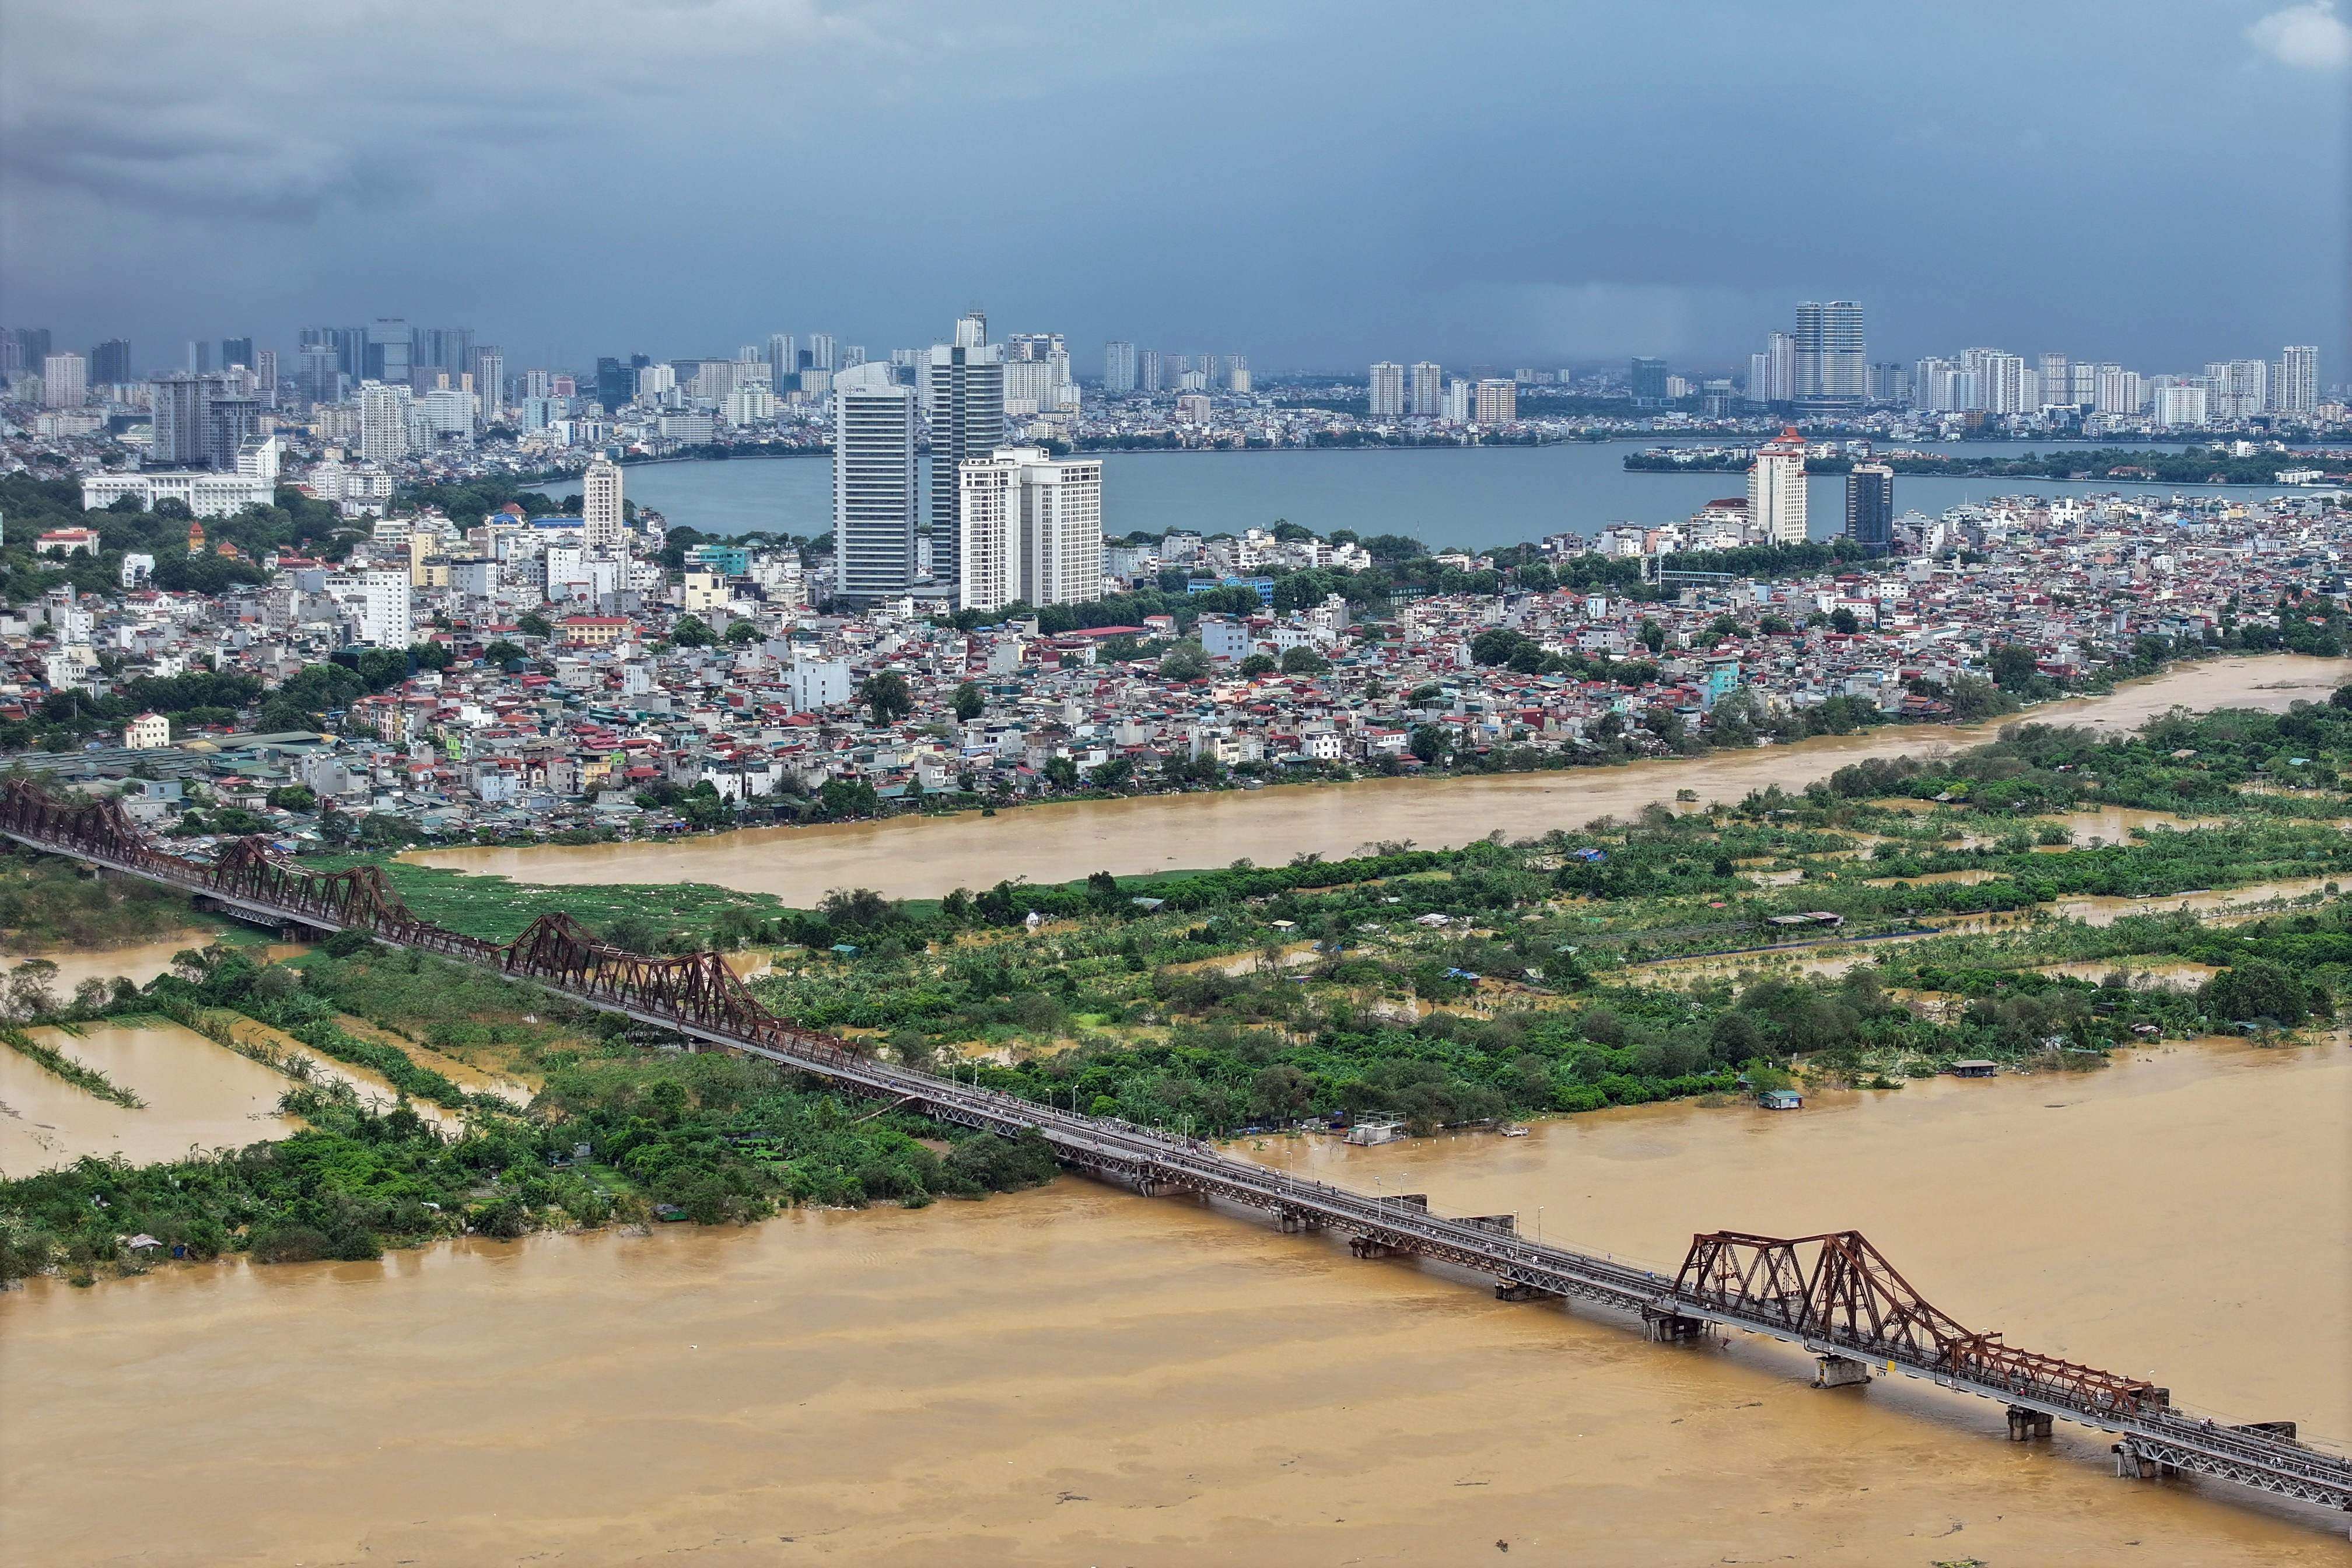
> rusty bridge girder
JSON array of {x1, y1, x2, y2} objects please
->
[{"x1": 0, "y1": 774, "x2": 2346, "y2": 1524}]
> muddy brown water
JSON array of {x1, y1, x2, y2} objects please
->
[
  {"x1": 0, "y1": 1020, "x2": 304, "y2": 1173},
  {"x1": 3, "y1": 1037, "x2": 2346, "y2": 1564},
  {"x1": 408, "y1": 656, "x2": 2352, "y2": 907}
]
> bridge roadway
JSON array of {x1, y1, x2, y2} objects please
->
[{"x1": 9, "y1": 818, "x2": 2350, "y2": 1525}]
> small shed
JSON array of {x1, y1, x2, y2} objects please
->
[
  {"x1": 1758, "y1": 1088, "x2": 1803, "y2": 1110},
  {"x1": 1948, "y1": 1059, "x2": 1999, "y2": 1078}
]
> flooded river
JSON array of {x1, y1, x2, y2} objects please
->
[
  {"x1": 410, "y1": 656, "x2": 2352, "y2": 907},
  {"x1": 4, "y1": 1037, "x2": 2345, "y2": 1564}
]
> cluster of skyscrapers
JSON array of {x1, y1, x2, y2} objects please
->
[
  {"x1": 1364, "y1": 360, "x2": 1520, "y2": 424},
  {"x1": 1904, "y1": 345, "x2": 2318, "y2": 424},
  {"x1": 833, "y1": 313, "x2": 1102, "y2": 614},
  {"x1": 1746, "y1": 301, "x2": 1869, "y2": 414},
  {"x1": 1100, "y1": 342, "x2": 1249, "y2": 396}
]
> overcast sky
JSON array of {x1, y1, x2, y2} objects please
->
[{"x1": 2, "y1": 0, "x2": 2344, "y2": 375}]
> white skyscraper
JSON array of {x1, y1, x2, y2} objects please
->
[
  {"x1": 1751, "y1": 330, "x2": 1796, "y2": 404},
  {"x1": 957, "y1": 446, "x2": 1104, "y2": 615},
  {"x1": 582, "y1": 457, "x2": 625, "y2": 550},
  {"x1": 40, "y1": 353, "x2": 86, "y2": 408},
  {"x1": 2094, "y1": 367, "x2": 2144, "y2": 416},
  {"x1": 954, "y1": 312, "x2": 988, "y2": 350},
  {"x1": 2036, "y1": 354, "x2": 2069, "y2": 408},
  {"x1": 2277, "y1": 345, "x2": 2318, "y2": 414},
  {"x1": 1409, "y1": 361, "x2": 1443, "y2": 418},
  {"x1": 357, "y1": 569, "x2": 413, "y2": 648},
  {"x1": 808, "y1": 334, "x2": 838, "y2": 372},
  {"x1": 832, "y1": 362, "x2": 919, "y2": 603},
  {"x1": 1103, "y1": 340, "x2": 1138, "y2": 393},
  {"x1": 1748, "y1": 427, "x2": 1808, "y2": 545},
  {"x1": 357, "y1": 380, "x2": 413, "y2": 461},
  {"x1": 1442, "y1": 377, "x2": 1472, "y2": 423},
  {"x1": 1367, "y1": 362, "x2": 1406, "y2": 418},
  {"x1": 767, "y1": 334, "x2": 796, "y2": 390}
]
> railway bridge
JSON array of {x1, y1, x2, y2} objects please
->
[{"x1": 4, "y1": 776, "x2": 2346, "y2": 1526}]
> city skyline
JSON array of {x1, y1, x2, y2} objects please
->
[{"x1": 2, "y1": 2, "x2": 2344, "y2": 369}]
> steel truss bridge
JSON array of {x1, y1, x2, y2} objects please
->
[{"x1": 4, "y1": 776, "x2": 2346, "y2": 1525}]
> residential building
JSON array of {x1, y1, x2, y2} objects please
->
[
  {"x1": 1368, "y1": 362, "x2": 1405, "y2": 418},
  {"x1": 957, "y1": 446, "x2": 1104, "y2": 615},
  {"x1": 41, "y1": 353, "x2": 86, "y2": 407},
  {"x1": 1473, "y1": 379, "x2": 1517, "y2": 424},
  {"x1": 358, "y1": 380, "x2": 414, "y2": 461},
  {"x1": 1409, "y1": 361, "x2": 1443, "y2": 418},
  {"x1": 124, "y1": 712, "x2": 171, "y2": 750},
  {"x1": 1629, "y1": 356, "x2": 1668, "y2": 405},
  {"x1": 2277, "y1": 345, "x2": 2319, "y2": 415},
  {"x1": 1102, "y1": 340, "x2": 1138, "y2": 393},
  {"x1": 582, "y1": 457, "x2": 625, "y2": 550},
  {"x1": 1748, "y1": 426, "x2": 1808, "y2": 545},
  {"x1": 89, "y1": 339, "x2": 132, "y2": 386}
]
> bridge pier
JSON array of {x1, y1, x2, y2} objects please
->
[
  {"x1": 2112, "y1": 1440, "x2": 2180, "y2": 1482},
  {"x1": 1812, "y1": 1354, "x2": 1873, "y2": 1389},
  {"x1": 1350, "y1": 1235, "x2": 1409, "y2": 1259},
  {"x1": 1494, "y1": 1280, "x2": 1559, "y2": 1303},
  {"x1": 1277, "y1": 1209, "x2": 1323, "y2": 1234},
  {"x1": 1641, "y1": 1308, "x2": 1709, "y2": 1342},
  {"x1": 2007, "y1": 1405, "x2": 2054, "y2": 1441}
]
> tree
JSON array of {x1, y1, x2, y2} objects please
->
[
  {"x1": 1238, "y1": 653, "x2": 1277, "y2": 677},
  {"x1": 516, "y1": 611, "x2": 553, "y2": 639},
  {"x1": 723, "y1": 620, "x2": 759, "y2": 645},
  {"x1": 267, "y1": 785, "x2": 316, "y2": 812},
  {"x1": 671, "y1": 615, "x2": 716, "y2": 648},
  {"x1": 858, "y1": 671, "x2": 914, "y2": 725},
  {"x1": 1408, "y1": 723, "x2": 1452, "y2": 765},
  {"x1": 951, "y1": 681, "x2": 985, "y2": 722},
  {"x1": 1639, "y1": 618, "x2": 1666, "y2": 654},
  {"x1": 1158, "y1": 641, "x2": 1210, "y2": 681},
  {"x1": 481, "y1": 639, "x2": 525, "y2": 666},
  {"x1": 1989, "y1": 643, "x2": 2041, "y2": 691},
  {"x1": 1829, "y1": 607, "x2": 1859, "y2": 635},
  {"x1": 1280, "y1": 646, "x2": 1330, "y2": 676},
  {"x1": 2203, "y1": 960, "x2": 2324, "y2": 1026},
  {"x1": 1044, "y1": 756, "x2": 1080, "y2": 790}
]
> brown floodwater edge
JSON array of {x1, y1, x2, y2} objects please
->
[
  {"x1": 2, "y1": 1036, "x2": 2346, "y2": 1564},
  {"x1": 407, "y1": 655, "x2": 2352, "y2": 907}
]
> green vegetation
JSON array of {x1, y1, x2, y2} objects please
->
[
  {"x1": 0, "y1": 942, "x2": 1061, "y2": 1285},
  {"x1": 6, "y1": 694, "x2": 2348, "y2": 1286},
  {"x1": 0, "y1": 846, "x2": 204, "y2": 947}
]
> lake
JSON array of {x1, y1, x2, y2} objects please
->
[{"x1": 559, "y1": 440, "x2": 2211, "y2": 551}]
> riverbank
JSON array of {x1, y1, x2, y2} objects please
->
[
  {"x1": 410, "y1": 654, "x2": 2352, "y2": 907},
  {"x1": 4, "y1": 1032, "x2": 2343, "y2": 1564}
]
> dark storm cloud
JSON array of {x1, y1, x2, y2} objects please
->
[{"x1": 1, "y1": 0, "x2": 2342, "y2": 371}]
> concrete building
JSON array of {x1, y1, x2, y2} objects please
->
[
  {"x1": 358, "y1": 380, "x2": 413, "y2": 461},
  {"x1": 832, "y1": 362, "x2": 919, "y2": 604},
  {"x1": 41, "y1": 353, "x2": 86, "y2": 407},
  {"x1": 124, "y1": 712, "x2": 171, "y2": 750},
  {"x1": 1367, "y1": 362, "x2": 1405, "y2": 419},
  {"x1": 1474, "y1": 379, "x2": 1517, "y2": 424},
  {"x1": 1102, "y1": 340, "x2": 1138, "y2": 394},
  {"x1": 1409, "y1": 361, "x2": 1443, "y2": 418},
  {"x1": 2277, "y1": 345, "x2": 2318, "y2": 415},
  {"x1": 1794, "y1": 300, "x2": 1866, "y2": 414},
  {"x1": 582, "y1": 458, "x2": 625, "y2": 550},
  {"x1": 1845, "y1": 464, "x2": 1893, "y2": 553},
  {"x1": 957, "y1": 446, "x2": 1105, "y2": 615},
  {"x1": 1748, "y1": 426, "x2": 1808, "y2": 545},
  {"x1": 926, "y1": 337, "x2": 1006, "y2": 595}
]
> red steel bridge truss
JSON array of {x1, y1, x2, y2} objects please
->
[{"x1": 2, "y1": 776, "x2": 2344, "y2": 1524}]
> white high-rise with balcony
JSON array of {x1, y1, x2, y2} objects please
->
[
  {"x1": 1409, "y1": 361, "x2": 1443, "y2": 417},
  {"x1": 1367, "y1": 362, "x2": 1405, "y2": 418},
  {"x1": 582, "y1": 457, "x2": 625, "y2": 550},
  {"x1": 1748, "y1": 427, "x2": 1808, "y2": 545},
  {"x1": 2277, "y1": 346, "x2": 2318, "y2": 414},
  {"x1": 957, "y1": 446, "x2": 1104, "y2": 615}
]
